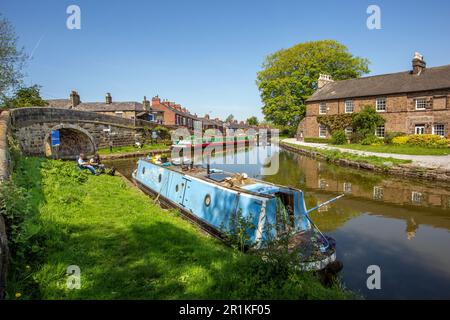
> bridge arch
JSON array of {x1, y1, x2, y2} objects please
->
[{"x1": 44, "y1": 124, "x2": 97, "y2": 159}]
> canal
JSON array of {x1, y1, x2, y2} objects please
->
[{"x1": 105, "y1": 144, "x2": 450, "y2": 299}]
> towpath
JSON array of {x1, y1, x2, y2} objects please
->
[{"x1": 282, "y1": 138, "x2": 450, "y2": 170}]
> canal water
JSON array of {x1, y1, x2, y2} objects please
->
[{"x1": 104, "y1": 144, "x2": 450, "y2": 299}]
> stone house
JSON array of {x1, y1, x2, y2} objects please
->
[{"x1": 297, "y1": 53, "x2": 450, "y2": 140}]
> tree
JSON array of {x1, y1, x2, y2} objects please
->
[
  {"x1": 256, "y1": 40, "x2": 370, "y2": 129},
  {"x1": 225, "y1": 114, "x2": 234, "y2": 123},
  {"x1": 246, "y1": 116, "x2": 259, "y2": 126},
  {"x1": 352, "y1": 105, "x2": 385, "y2": 141},
  {"x1": 0, "y1": 14, "x2": 27, "y2": 103},
  {"x1": 1, "y1": 85, "x2": 48, "y2": 109}
]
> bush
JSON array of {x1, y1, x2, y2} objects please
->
[
  {"x1": 392, "y1": 134, "x2": 450, "y2": 148},
  {"x1": 352, "y1": 106, "x2": 385, "y2": 140},
  {"x1": 304, "y1": 137, "x2": 332, "y2": 144},
  {"x1": 384, "y1": 132, "x2": 405, "y2": 145},
  {"x1": 331, "y1": 130, "x2": 347, "y2": 145},
  {"x1": 154, "y1": 125, "x2": 171, "y2": 140},
  {"x1": 361, "y1": 135, "x2": 383, "y2": 146}
]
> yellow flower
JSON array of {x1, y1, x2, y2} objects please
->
[
  {"x1": 26, "y1": 265, "x2": 31, "y2": 270},
  {"x1": 15, "y1": 292, "x2": 22, "y2": 298}
]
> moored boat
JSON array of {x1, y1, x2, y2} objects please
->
[{"x1": 132, "y1": 156, "x2": 343, "y2": 270}]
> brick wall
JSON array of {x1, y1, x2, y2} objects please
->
[{"x1": 299, "y1": 89, "x2": 450, "y2": 139}]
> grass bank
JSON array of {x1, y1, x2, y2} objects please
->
[
  {"x1": 97, "y1": 143, "x2": 169, "y2": 155},
  {"x1": 282, "y1": 141, "x2": 411, "y2": 168},
  {"x1": 3, "y1": 157, "x2": 354, "y2": 299},
  {"x1": 334, "y1": 144, "x2": 450, "y2": 156}
]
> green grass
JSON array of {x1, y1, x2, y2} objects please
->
[
  {"x1": 283, "y1": 142, "x2": 411, "y2": 168},
  {"x1": 334, "y1": 144, "x2": 450, "y2": 156},
  {"x1": 5, "y1": 157, "x2": 354, "y2": 300},
  {"x1": 97, "y1": 143, "x2": 169, "y2": 155}
]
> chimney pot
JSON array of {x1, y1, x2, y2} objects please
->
[
  {"x1": 106, "y1": 92, "x2": 112, "y2": 104},
  {"x1": 412, "y1": 52, "x2": 426, "y2": 75},
  {"x1": 317, "y1": 74, "x2": 334, "y2": 89},
  {"x1": 70, "y1": 90, "x2": 81, "y2": 108}
]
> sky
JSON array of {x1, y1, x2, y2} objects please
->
[{"x1": 1, "y1": 0, "x2": 450, "y2": 121}]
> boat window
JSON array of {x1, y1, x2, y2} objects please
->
[
  {"x1": 142, "y1": 167, "x2": 145, "y2": 175},
  {"x1": 176, "y1": 184, "x2": 179, "y2": 192},
  {"x1": 204, "y1": 194, "x2": 211, "y2": 207},
  {"x1": 158, "y1": 173, "x2": 162, "y2": 183}
]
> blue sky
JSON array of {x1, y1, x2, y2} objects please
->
[{"x1": 1, "y1": 0, "x2": 450, "y2": 120}]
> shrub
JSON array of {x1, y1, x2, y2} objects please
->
[
  {"x1": 154, "y1": 125, "x2": 171, "y2": 140},
  {"x1": 352, "y1": 106, "x2": 385, "y2": 140},
  {"x1": 361, "y1": 135, "x2": 383, "y2": 146},
  {"x1": 331, "y1": 130, "x2": 347, "y2": 145},
  {"x1": 384, "y1": 132, "x2": 405, "y2": 145},
  {"x1": 392, "y1": 134, "x2": 450, "y2": 148}
]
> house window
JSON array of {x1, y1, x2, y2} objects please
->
[
  {"x1": 376, "y1": 97, "x2": 386, "y2": 112},
  {"x1": 375, "y1": 125, "x2": 385, "y2": 138},
  {"x1": 319, "y1": 179, "x2": 328, "y2": 189},
  {"x1": 415, "y1": 98, "x2": 427, "y2": 110},
  {"x1": 343, "y1": 182, "x2": 352, "y2": 194},
  {"x1": 345, "y1": 100, "x2": 354, "y2": 113},
  {"x1": 319, "y1": 125, "x2": 327, "y2": 138},
  {"x1": 415, "y1": 124, "x2": 425, "y2": 135},
  {"x1": 433, "y1": 124, "x2": 445, "y2": 136},
  {"x1": 114, "y1": 111, "x2": 124, "y2": 117},
  {"x1": 319, "y1": 103, "x2": 327, "y2": 114},
  {"x1": 345, "y1": 127, "x2": 353, "y2": 137}
]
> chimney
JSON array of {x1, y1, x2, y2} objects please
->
[
  {"x1": 318, "y1": 74, "x2": 334, "y2": 89},
  {"x1": 70, "y1": 90, "x2": 80, "y2": 108},
  {"x1": 143, "y1": 96, "x2": 150, "y2": 109},
  {"x1": 204, "y1": 114, "x2": 210, "y2": 119},
  {"x1": 412, "y1": 52, "x2": 426, "y2": 75},
  {"x1": 151, "y1": 95, "x2": 161, "y2": 106},
  {"x1": 105, "y1": 92, "x2": 112, "y2": 104}
]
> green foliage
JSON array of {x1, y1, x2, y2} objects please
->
[
  {"x1": 153, "y1": 125, "x2": 171, "y2": 140},
  {"x1": 304, "y1": 137, "x2": 332, "y2": 144},
  {"x1": 317, "y1": 114, "x2": 354, "y2": 132},
  {"x1": 0, "y1": 14, "x2": 28, "y2": 102},
  {"x1": 360, "y1": 135, "x2": 384, "y2": 146},
  {"x1": 221, "y1": 210, "x2": 255, "y2": 252},
  {"x1": 1, "y1": 85, "x2": 48, "y2": 109},
  {"x1": 393, "y1": 134, "x2": 450, "y2": 148},
  {"x1": 225, "y1": 114, "x2": 235, "y2": 123},
  {"x1": 257, "y1": 40, "x2": 369, "y2": 128},
  {"x1": 352, "y1": 106, "x2": 385, "y2": 141},
  {"x1": 384, "y1": 132, "x2": 405, "y2": 145},
  {"x1": 331, "y1": 130, "x2": 347, "y2": 145},
  {"x1": 246, "y1": 116, "x2": 259, "y2": 126}
]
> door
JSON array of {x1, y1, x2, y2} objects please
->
[{"x1": 415, "y1": 125, "x2": 425, "y2": 135}]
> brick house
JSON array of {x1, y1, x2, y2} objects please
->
[
  {"x1": 297, "y1": 53, "x2": 450, "y2": 140},
  {"x1": 150, "y1": 96, "x2": 200, "y2": 130}
]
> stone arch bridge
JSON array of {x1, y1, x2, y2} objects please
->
[{"x1": 9, "y1": 107, "x2": 173, "y2": 159}]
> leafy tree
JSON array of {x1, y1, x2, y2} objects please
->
[
  {"x1": 1, "y1": 85, "x2": 48, "y2": 109},
  {"x1": 0, "y1": 14, "x2": 27, "y2": 103},
  {"x1": 256, "y1": 40, "x2": 370, "y2": 130},
  {"x1": 352, "y1": 105, "x2": 385, "y2": 140},
  {"x1": 246, "y1": 116, "x2": 259, "y2": 126},
  {"x1": 225, "y1": 114, "x2": 235, "y2": 123}
]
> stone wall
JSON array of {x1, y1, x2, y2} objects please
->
[
  {"x1": 299, "y1": 89, "x2": 450, "y2": 139},
  {"x1": 9, "y1": 107, "x2": 161, "y2": 158},
  {"x1": 0, "y1": 110, "x2": 11, "y2": 299}
]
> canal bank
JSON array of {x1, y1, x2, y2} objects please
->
[
  {"x1": 280, "y1": 139, "x2": 450, "y2": 183},
  {"x1": 2, "y1": 155, "x2": 352, "y2": 299}
]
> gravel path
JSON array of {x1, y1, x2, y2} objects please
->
[{"x1": 283, "y1": 138, "x2": 450, "y2": 170}]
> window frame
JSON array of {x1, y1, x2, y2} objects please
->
[
  {"x1": 319, "y1": 125, "x2": 327, "y2": 138},
  {"x1": 433, "y1": 124, "x2": 445, "y2": 137},
  {"x1": 345, "y1": 100, "x2": 354, "y2": 114},
  {"x1": 319, "y1": 102, "x2": 327, "y2": 115},
  {"x1": 376, "y1": 97, "x2": 386, "y2": 112},
  {"x1": 375, "y1": 125, "x2": 385, "y2": 138},
  {"x1": 415, "y1": 124, "x2": 425, "y2": 135},
  {"x1": 415, "y1": 98, "x2": 427, "y2": 110}
]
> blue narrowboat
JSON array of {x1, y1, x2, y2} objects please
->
[{"x1": 132, "y1": 157, "x2": 342, "y2": 270}]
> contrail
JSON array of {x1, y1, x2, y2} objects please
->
[{"x1": 30, "y1": 34, "x2": 45, "y2": 60}]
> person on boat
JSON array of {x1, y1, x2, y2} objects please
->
[
  {"x1": 89, "y1": 153, "x2": 106, "y2": 173},
  {"x1": 77, "y1": 153, "x2": 97, "y2": 175}
]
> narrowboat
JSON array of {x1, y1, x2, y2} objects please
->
[
  {"x1": 171, "y1": 135, "x2": 254, "y2": 151},
  {"x1": 132, "y1": 156, "x2": 343, "y2": 270}
]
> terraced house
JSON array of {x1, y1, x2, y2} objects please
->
[{"x1": 297, "y1": 53, "x2": 450, "y2": 140}]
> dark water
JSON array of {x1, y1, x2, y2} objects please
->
[{"x1": 104, "y1": 145, "x2": 450, "y2": 299}]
